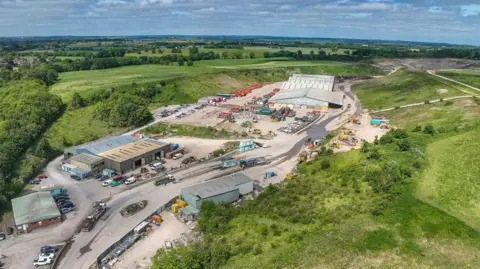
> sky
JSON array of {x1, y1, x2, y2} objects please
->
[{"x1": 1, "y1": 0, "x2": 480, "y2": 45}]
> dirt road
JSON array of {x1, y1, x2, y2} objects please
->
[{"x1": 427, "y1": 70, "x2": 480, "y2": 93}]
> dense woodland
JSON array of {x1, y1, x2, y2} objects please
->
[{"x1": 0, "y1": 81, "x2": 64, "y2": 211}]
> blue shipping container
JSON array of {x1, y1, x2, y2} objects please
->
[{"x1": 371, "y1": 119, "x2": 390, "y2": 125}]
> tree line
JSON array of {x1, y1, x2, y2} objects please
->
[{"x1": 0, "y1": 80, "x2": 64, "y2": 212}]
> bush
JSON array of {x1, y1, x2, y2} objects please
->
[
  {"x1": 391, "y1": 129, "x2": 408, "y2": 139},
  {"x1": 379, "y1": 134, "x2": 394, "y2": 144},
  {"x1": 412, "y1": 125, "x2": 422, "y2": 132},
  {"x1": 367, "y1": 148, "x2": 382, "y2": 160},
  {"x1": 444, "y1": 100, "x2": 454, "y2": 106},
  {"x1": 423, "y1": 124, "x2": 435, "y2": 135},
  {"x1": 424, "y1": 100, "x2": 430, "y2": 104},
  {"x1": 321, "y1": 159, "x2": 331, "y2": 170},
  {"x1": 439, "y1": 98, "x2": 444, "y2": 102},
  {"x1": 397, "y1": 140, "x2": 410, "y2": 151}
]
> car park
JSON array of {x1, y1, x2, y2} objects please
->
[
  {"x1": 29, "y1": 179, "x2": 41, "y2": 184},
  {"x1": 33, "y1": 257, "x2": 52, "y2": 267},
  {"x1": 102, "y1": 179, "x2": 113, "y2": 187},
  {"x1": 60, "y1": 201, "x2": 74, "y2": 208}
]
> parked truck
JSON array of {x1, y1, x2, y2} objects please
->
[
  {"x1": 153, "y1": 174, "x2": 175, "y2": 186},
  {"x1": 81, "y1": 203, "x2": 107, "y2": 232}
]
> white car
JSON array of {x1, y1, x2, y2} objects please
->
[
  {"x1": 172, "y1": 153, "x2": 183, "y2": 160},
  {"x1": 39, "y1": 253, "x2": 55, "y2": 260},
  {"x1": 33, "y1": 257, "x2": 52, "y2": 267},
  {"x1": 102, "y1": 179, "x2": 112, "y2": 187},
  {"x1": 124, "y1": 177, "x2": 136, "y2": 185},
  {"x1": 262, "y1": 144, "x2": 271, "y2": 148}
]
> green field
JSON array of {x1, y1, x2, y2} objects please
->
[
  {"x1": 52, "y1": 59, "x2": 382, "y2": 100},
  {"x1": 377, "y1": 98, "x2": 480, "y2": 130},
  {"x1": 44, "y1": 105, "x2": 125, "y2": 150},
  {"x1": 438, "y1": 70, "x2": 480, "y2": 89},
  {"x1": 353, "y1": 69, "x2": 467, "y2": 110},
  {"x1": 418, "y1": 130, "x2": 480, "y2": 231},
  {"x1": 125, "y1": 46, "x2": 353, "y2": 58}
]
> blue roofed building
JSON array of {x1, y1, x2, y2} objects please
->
[{"x1": 64, "y1": 136, "x2": 138, "y2": 158}]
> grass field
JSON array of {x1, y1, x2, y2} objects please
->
[
  {"x1": 417, "y1": 130, "x2": 480, "y2": 231},
  {"x1": 438, "y1": 69, "x2": 480, "y2": 89},
  {"x1": 353, "y1": 69, "x2": 468, "y2": 110},
  {"x1": 44, "y1": 105, "x2": 125, "y2": 150},
  {"x1": 376, "y1": 98, "x2": 480, "y2": 130},
  {"x1": 52, "y1": 59, "x2": 383, "y2": 100}
]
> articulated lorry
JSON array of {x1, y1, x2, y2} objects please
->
[{"x1": 81, "y1": 203, "x2": 107, "y2": 232}]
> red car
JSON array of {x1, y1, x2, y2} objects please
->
[{"x1": 37, "y1": 175, "x2": 48, "y2": 179}]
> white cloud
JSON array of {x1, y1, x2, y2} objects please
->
[
  {"x1": 171, "y1": 10, "x2": 192, "y2": 16},
  {"x1": 97, "y1": 0, "x2": 129, "y2": 6},
  {"x1": 279, "y1": 4, "x2": 293, "y2": 10},
  {"x1": 251, "y1": 11, "x2": 271, "y2": 15},
  {"x1": 317, "y1": 2, "x2": 391, "y2": 12},
  {"x1": 461, "y1": 4, "x2": 480, "y2": 17},
  {"x1": 428, "y1": 6, "x2": 442, "y2": 13}
]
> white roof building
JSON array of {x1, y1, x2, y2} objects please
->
[{"x1": 270, "y1": 74, "x2": 343, "y2": 108}]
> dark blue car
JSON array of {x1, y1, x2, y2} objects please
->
[{"x1": 40, "y1": 245, "x2": 57, "y2": 254}]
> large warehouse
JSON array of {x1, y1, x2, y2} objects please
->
[
  {"x1": 99, "y1": 138, "x2": 170, "y2": 173},
  {"x1": 64, "y1": 136, "x2": 171, "y2": 175},
  {"x1": 181, "y1": 173, "x2": 254, "y2": 209},
  {"x1": 12, "y1": 192, "x2": 61, "y2": 233},
  {"x1": 270, "y1": 74, "x2": 345, "y2": 109}
]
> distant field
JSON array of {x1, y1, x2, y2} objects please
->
[
  {"x1": 56, "y1": 56, "x2": 84, "y2": 60},
  {"x1": 438, "y1": 70, "x2": 480, "y2": 89},
  {"x1": 417, "y1": 130, "x2": 480, "y2": 231},
  {"x1": 125, "y1": 46, "x2": 353, "y2": 58},
  {"x1": 52, "y1": 59, "x2": 382, "y2": 100},
  {"x1": 377, "y1": 98, "x2": 480, "y2": 130},
  {"x1": 353, "y1": 69, "x2": 467, "y2": 110}
]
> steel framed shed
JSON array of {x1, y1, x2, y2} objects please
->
[{"x1": 181, "y1": 173, "x2": 254, "y2": 209}]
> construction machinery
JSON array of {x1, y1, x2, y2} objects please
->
[{"x1": 351, "y1": 115, "x2": 361, "y2": 125}]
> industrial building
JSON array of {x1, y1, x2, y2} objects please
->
[
  {"x1": 270, "y1": 74, "x2": 345, "y2": 109},
  {"x1": 12, "y1": 192, "x2": 61, "y2": 233},
  {"x1": 63, "y1": 135, "x2": 171, "y2": 175},
  {"x1": 99, "y1": 139, "x2": 170, "y2": 174},
  {"x1": 181, "y1": 173, "x2": 254, "y2": 209},
  {"x1": 70, "y1": 153, "x2": 105, "y2": 176}
]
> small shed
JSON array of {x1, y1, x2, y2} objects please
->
[
  {"x1": 103, "y1": 169, "x2": 116, "y2": 178},
  {"x1": 180, "y1": 205, "x2": 200, "y2": 221},
  {"x1": 61, "y1": 163, "x2": 77, "y2": 173},
  {"x1": 70, "y1": 167, "x2": 91, "y2": 180},
  {"x1": 238, "y1": 140, "x2": 256, "y2": 153}
]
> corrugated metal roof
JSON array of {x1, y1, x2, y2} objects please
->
[
  {"x1": 270, "y1": 88, "x2": 344, "y2": 106},
  {"x1": 99, "y1": 139, "x2": 168, "y2": 163},
  {"x1": 12, "y1": 192, "x2": 60, "y2": 226},
  {"x1": 70, "y1": 153, "x2": 103, "y2": 165},
  {"x1": 281, "y1": 74, "x2": 335, "y2": 93},
  {"x1": 67, "y1": 136, "x2": 138, "y2": 155},
  {"x1": 182, "y1": 173, "x2": 253, "y2": 200}
]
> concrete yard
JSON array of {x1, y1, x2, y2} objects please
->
[{"x1": 113, "y1": 212, "x2": 187, "y2": 269}]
